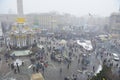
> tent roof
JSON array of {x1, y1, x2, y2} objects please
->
[
  {"x1": 31, "y1": 73, "x2": 44, "y2": 80},
  {"x1": 11, "y1": 50, "x2": 32, "y2": 56},
  {"x1": 59, "y1": 39, "x2": 67, "y2": 44}
]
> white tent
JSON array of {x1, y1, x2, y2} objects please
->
[
  {"x1": 77, "y1": 40, "x2": 93, "y2": 51},
  {"x1": 11, "y1": 50, "x2": 32, "y2": 56},
  {"x1": 14, "y1": 59, "x2": 23, "y2": 66},
  {"x1": 37, "y1": 45, "x2": 44, "y2": 49},
  {"x1": 94, "y1": 64, "x2": 102, "y2": 76},
  {"x1": 59, "y1": 39, "x2": 67, "y2": 44}
]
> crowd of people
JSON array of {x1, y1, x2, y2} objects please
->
[{"x1": 0, "y1": 32, "x2": 120, "y2": 80}]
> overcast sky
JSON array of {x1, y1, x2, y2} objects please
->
[{"x1": 0, "y1": 0, "x2": 120, "y2": 17}]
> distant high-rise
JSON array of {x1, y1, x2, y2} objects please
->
[{"x1": 17, "y1": 0, "x2": 23, "y2": 16}]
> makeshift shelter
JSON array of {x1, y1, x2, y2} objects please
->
[
  {"x1": 77, "y1": 40, "x2": 93, "y2": 51},
  {"x1": 37, "y1": 45, "x2": 44, "y2": 49},
  {"x1": 14, "y1": 59, "x2": 23, "y2": 66},
  {"x1": 31, "y1": 73, "x2": 44, "y2": 80},
  {"x1": 59, "y1": 39, "x2": 67, "y2": 44},
  {"x1": 11, "y1": 50, "x2": 32, "y2": 56}
]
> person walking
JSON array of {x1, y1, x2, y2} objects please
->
[
  {"x1": 42, "y1": 66, "x2": 45, "y2": 74},
  {"x1": 0, "y1": 57, "x2": 1, "y2": 61},
  {"x1": 67, "y1": 63, "x2": 70, "y2": 69},
  {"x1": 78, "y1": 58, "x2": 80, "y2": 64},
  {"x1": 11, "y1": 63, "x2": 14, "y2": 70},
  {"x1": 60, "y1": 67, "x2": 62, "y2": 75},
  {"x1": 33, "y1": 65, "x2": 35, "y2": 72},
  {"x1": 16, "y1": 63, "x2": 20, "y2": 73},
  {"x1": 14, "y1": 68, "x2": 17, "y2": 74},
  {"x1": 118, "y1": 67, "x2": 120, "y2": 78},
  {"x1": 93, "y1": 66, "x2": 95, "y2": 72}
]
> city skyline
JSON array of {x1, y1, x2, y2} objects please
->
[{"x1": 0, "y1": 0, "x2": 120, "y2": 17}]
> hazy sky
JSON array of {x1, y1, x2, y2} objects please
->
[{"x1": 0, "y1": 0, "x2": 120, "y2": 17}]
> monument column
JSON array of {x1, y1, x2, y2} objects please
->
[{"x1": 17, "y1": 0, "x2": 23, "y2": 16}]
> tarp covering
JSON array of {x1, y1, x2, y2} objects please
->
[
  {"x1": 11, "y1": 50, "x2": 32, "y2": 56},
  {"x1": 77, "y1": 40, "x2": 93, "y2": 51},
  {"x1": 37, "y1": 45, "x2": 44, "y2": 49},
  {"x1": 31, "y1": 73, "x2": 44, "y2": 80},
  {"x1": 94, "y1": 64, "x2": 102, "y2": 76},
  {"x1": 59, "y1": 39, "x2": 67, "y2": 44},
  {"x1": 14, "y1": 59, "x2": 22, "y2": 66}
]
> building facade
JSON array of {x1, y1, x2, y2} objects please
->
[{"x1": 109, "y1": 12, "x2": 120, "y2": 34}]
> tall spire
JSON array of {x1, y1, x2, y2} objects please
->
[{"x1": 17, "y1": 0, "x2": 23, "y2": 16}]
